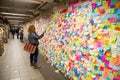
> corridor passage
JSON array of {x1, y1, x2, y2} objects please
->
[{"x1": 0, "y1": 38, "x2": 44, "y2": 80}]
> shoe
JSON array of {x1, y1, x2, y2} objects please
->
[
  {"x1": 34, "y1": 63, "x2": 40, "y2": 69},
  {"x1": 30, "y1": 62, "x2": 34, "y2": 66}
]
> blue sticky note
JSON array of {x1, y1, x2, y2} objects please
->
[
  {"x1": 84, "y1": 3, "x2": 89, "y2": 8},
  {"x1": 118, "y1": 70, "x2": 120, "y2": 74},
  {"x1": 99, "y1": 50, "x2": 104, "y2": 55},
  {"x1": 60, "y1": 40, "x2": 64, "y2": 45},
  {"x1": 59, "y1": 63, "x2": 63, "y2": 68},
  {"x1": 98, "y1": 71, "x2": 102, "y2": 76},
  {"x1": 114, "y1": 9, "x2": 118, "y2": 14},
  {"x1": 106, "y1": 77, "x2": 111, "y2": 80},
  {"x1": 84, "y1": 46, "x2": 90, "y2": 51},
  {"x1": 91, "y1": 33, "x2": 96, "y2": 38},
  {"x1": 104, "y1": 25, "x2": 109, "y2": 29},
  {"x1": 61, "y1": 50, "x2": 64, "y2": 53},
  {"x1": 94, "y1": 65, "x2": 98, "y2": 70},
  {"x1": 96, "y1": 0, "x2": 100, "y2": 2},
  {"x1": 118, "y1": 9, "x2": 120, "y2": 14},
  {"x1": 111, "y1": 0, "x2": 116, "y2": 5},
  {"x1": 92, "y1": 10, "x2": 95, "y2": 13},
  {"x1": 98, "y1": 55, "x2": 102, "y2": 60},
  {"x1": 71, "y1": 43, "x2": 75, "y2": 46},
  {"x1": 90, "y1": 19, "x2": 94, "y2": 25},
  {"x1": 72, "y1": 50, "x2": 76, "y2": 54},
  {"x1": 75, "y1": 33, "x2": 79, "y2": 36},
  {"x1": 117, "y1": 18, "x2": 120, "y2": 22},
  {"x1": 65, "y1": 40, "x2": 69, "y2": 44}
]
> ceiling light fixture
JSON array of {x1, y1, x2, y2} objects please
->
[
  {"x1": 4, "y1": 16, "x2": 29, "y2": 19},
  {"x1": 0, "y1": 12, "x2": 32, "y2": 17},
  {"x1": 14, "y1": 0, "x2": 42, "y2": 4}
]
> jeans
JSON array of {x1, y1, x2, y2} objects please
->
[{"x1": 30, "y1": 46, "x2": 39, "y2": 63}]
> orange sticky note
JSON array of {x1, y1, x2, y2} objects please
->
[
  {"x1": 115, "y1": 2, "x2": 120, "y2": 8},
  {"x1": 104, "y1": 40, "x2": 109, "y2": 45},
  {"x1": 112, "y1": 58, "x2": 118, "y2": 63},
  {"x1": 106, "y1": 52, "x2": 111, "y2": 57},
  {"x1": 104, "y1": 68, "x2": 109, "y2": 72},
  {"x1": 106, "y1": 21, "x2": 111, "y2": 26},
  {"x1": 105, "y1": 33, "x2": 110, "y2": 38},
  {"x1": 115, "y1": 27, "x2": 120, "y2": 31}
]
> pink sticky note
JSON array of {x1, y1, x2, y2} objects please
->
[
  {"x1": 105, "y1": 72, "x2": 108, "y2": 77},
  {"x1": 91, "y1": 3, "x2": 96, "y2": 10},
  {"x1": 107, "y1": 66, "x2": 112, "y2": 70},
  {"x1": 105, "y1": 60, "x2": 109, "y2": 65},
  {"x1": 116, "y1": 75, "x2": 120, "y2": 80},
  {"x1": 100, "y1": 66, "x2": 104, "y2": 71},
  {"x1": 109, "y1": 18, "x2": 116, "y2": 23},
  {"x1": 107, "y1": 0, "x2": 111, "y2": 7},
  {"x1": 102, "y1": 55, "x2": 106, "y2": 61},
  {"x1": 113, "y1": 78, "x2": 118, "y2": 80},
  {"x1": 97, "y1": 42, "x2": 103, "y2": 47},
  {"x1": 84, "y1": 56, "x2": 89, "y2": 60},
  {"x1": 76, "y1": 54, "x2": 81, "y2": 61}
]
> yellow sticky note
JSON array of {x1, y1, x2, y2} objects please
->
[
  {"x1": 98, "y1": 35, "x2": 102, "y2": 39},
  {"x1": 110, "y1": 36, "x2": 117, "y2": 43},
  {"x1": 101, "y1": 62, "x2": 105, "y2": 67},
  {"x1": 95, "y1": 8, "x2": 98, "y2": 13},
  {"x1": 79, "y1": 14, "x2": 83, "y2": 18},
  {"x1": 90, "y1": 38, "x2": 95, "y2": 43},
  {"x1": 72, "y1": 76, "x2": 77, "y2": 80},
  {"x1": 113, "y1": 71, "x2": 118, "y2": 77},
  {"x1": 103, "y1": 3, "x2": 108, "y2": 9},
  {"x1": 110, "y1": 8, "x2": 114, "y2": 14},
  {"x1": 86, "y1": 76, "x2": 92, "y2": 80},
  {"x1": 110, "y1": 24, "x2": 115, "y2": 30},
  {"x1": 92, "y1": 63, "x2": 95, "y2": 68}
]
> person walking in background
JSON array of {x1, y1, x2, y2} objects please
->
[
  {"x1": 16, "y1": 28, "x2": 20, "y2": 39},
  {"x1": 20, "y1": 29, "x2": 24, "y2": 42},
  {"x1": 28, "y1": 25, "x2": 45, "y2": 69},
  {"x1": 11, "y1": 29, "x2": 15, "y2": 39}
]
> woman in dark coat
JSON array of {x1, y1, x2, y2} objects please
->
[{"x1": 28, "y1": 25, "x2": 45, "y2": 69}]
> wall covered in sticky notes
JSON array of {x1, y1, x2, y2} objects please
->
[{"x1": 24, "y1": 0, "x2": 120, "y2": 79}]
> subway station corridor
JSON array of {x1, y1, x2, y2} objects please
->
[
  {"x1": 0, "y1": 37, "x2": 44, "y2": 80},
  {"x1": 0, "y1": 0, "x2": 120, "y2": 80},
  {"x1": 0, "y1": 36, "x2": 68, "y2": 80}
]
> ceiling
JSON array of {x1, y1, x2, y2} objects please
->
[{"x1": 0, "y1": 0, "x2": 63, "y2": 27}]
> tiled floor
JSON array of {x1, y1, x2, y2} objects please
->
[{"x1": 0, "y1": 38, "x2": 44, "y2": 80}]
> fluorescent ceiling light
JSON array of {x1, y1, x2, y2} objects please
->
[
  {"x1": 8, "y1": 20, "x2": 23, "y2": 22},
  {"x1": 4, "y1": 16, "x2": 29, "y2": 19},
  {"x1": 0, "y1": 12, "x2": 32, "y2": 17},
  {"x1": 14, "y1": 0, "x2": 42, "y2": 4}
]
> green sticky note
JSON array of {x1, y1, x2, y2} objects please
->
[
  {"x1": 110, "y1": 25, "x2": 115, "y2": 30},
  {"x1": 110, "y1": 36, "x2": 117, "y2": 44},
  {"x1": 117, "y1": 22, "x2": 120, "y2": 27},
  {"x1": 104, "y1": 45, "x2": 111, "y2": 51},
  {"x1": 109, "y1": 8, "x2": 114, "y2": 14},
  {"x1": 113, "y1": 72, "x2": 118, "y2": 77}
]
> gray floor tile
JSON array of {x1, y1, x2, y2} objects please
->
[{"x1": 0, "y1": 39, "x2": 44, "y2": 80}]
